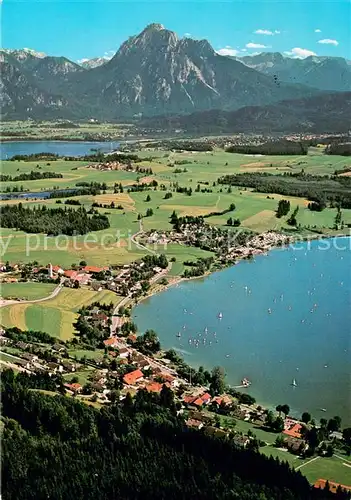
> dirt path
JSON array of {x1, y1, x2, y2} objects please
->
[{"x1": 295, "y1": 456, "x2": 320, "y2": 471}]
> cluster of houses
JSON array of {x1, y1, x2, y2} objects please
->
[
  {"x1": 0, "y1": 337, "x2": 77, "y2": 375},
  {"x1": 1, "y1": 259, "x2": 167, "y2": 301}
]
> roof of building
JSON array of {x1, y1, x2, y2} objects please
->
[
  {"x1": 201, "y1": 393, "x2": 211, "y2": 403},
  {"x1": 52, "y1": 265, "x2": 63, "y2": 272},
  {"x1": 103, "y1": 337, "x2": 118, "y2": 346},
  {"x1": 212, "y1": 395, "x2": 232, "y2": 406},
  {"x1": 158, "y1": 372, "x2": 175, "y2": 383},
  {"x1": 193, "y1": 398, "x2": 204, "y2": 407},
  {"x1": 123, "y1": 369, "x2": 144, "y2": 385},
  {"x1": 186, "y1": 419, "x2": 203, "y2": 429},
  {"x1": 64, "y1": 383, "x2": 82, "y2": 392},
  {"x1": 183, "y1": 395, "x2": 197, "y2": 404},
  {"x1": 283, "y1": 423, "x2": 303, "y2": 438},
  {"x1": 145, "y1": 382, "x2": 164, "y2": 393},
  {"x1": 64, "y1": 270, "x2": 78, "y2": 279},
  {"x1": 314, "y1": 479, "x2": 351, "y2": 493},
  {"x1": 82, "y1": 266, "x2": 108, "y2": 273},
  {"x1": 119, "y1": 347, "x2": 129, "y2": 354}
]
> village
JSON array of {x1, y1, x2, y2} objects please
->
[{"x1": 0, "y1": 253, "x2": 170, "y2": 301}]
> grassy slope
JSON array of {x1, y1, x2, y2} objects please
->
[
  {"x1": 0, "y1": 288, "x2": 122, "y2": 340},
  {"x1": 0, "y1": 282, "x2": 56, "y2": 300},
  {"x1": 2, "y1": 151, "x2": 350, "y2": 267}
]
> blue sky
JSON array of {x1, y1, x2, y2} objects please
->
[{"x1": 1, "y1": 0, "x2": 350, "y2": 61}]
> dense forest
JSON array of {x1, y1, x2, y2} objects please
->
[
  {"x1": 0, "y1": 171, "x2": 63, "y2": 182},
  {"x1": 226, "y1": 140, "x2": 308, "y2": 155},
  {"x1": 217, "y1": 172, "x2": 351, "y2": 209},
  {"x1": 0, "y1": 204, "x2": 110, "y2": 236},
  {"x1": 2, "y1": 369, "x2": 348, "y2": 500},
  {"x1": 326, "y1": 143, "x2": 351, "y2": 156}
]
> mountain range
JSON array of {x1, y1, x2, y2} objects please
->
[
  {"x1": 237, "y1": 52, "x2": 351, "y2": 92},
  {"x1": 1, "y1": 24, "x2": 350, "y2": 127},
  {"x1": 141, "y1": 91, "x2": 351, "y2": 134}
]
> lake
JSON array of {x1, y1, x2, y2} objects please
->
[
  {"x1": 133, "y1": 237, "x2": 351, "y2": 422},
  {"x1": 0, "y1": 188, "x2": 78, "y2": 201},
  {"x1": 0, "y1": 140, "x2": 120, "y2": 159}
]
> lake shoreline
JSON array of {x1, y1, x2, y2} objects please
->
[
  {"x1": 131, "y1": 234, "x2": 351, "y2": 422},
  {"x1": 132, "y1": 231, "x2": 351, "y2": 310}
]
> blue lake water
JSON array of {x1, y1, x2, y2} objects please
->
[
  {"x1": 133, "y1": 238, "x2": 351, "y2": 422},
  {"x1": 0, "y1": 188, "x2": 78, "y2": 201},
  {"x1": 0, "y1": 140, "x2": 120, "y2": 159}
]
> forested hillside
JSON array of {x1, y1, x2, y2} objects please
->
[{"x1": 1, "y1": 370, "x2": 348, "y2": 500}]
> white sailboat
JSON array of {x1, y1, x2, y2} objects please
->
[{"x1": 291, "y1": 378, "x2": 297, "y2": 387}]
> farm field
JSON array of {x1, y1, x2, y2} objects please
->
[
  {"x1": 1, "y1": 148, "x2": 350, "y2": 312},
  {"x1": 298, "y1": 454, "x2": 351, "y2": 487},
  {"x1": 0, "y1": 288, "x2": 122, "y2": 339},
  {"x1": 1, "y1": 120, "x2": 132, "y2": 142},
  {"x1": 0, "y1": 282, "x2": 56, "y2": 300},
  {"x1": 1, "y1": 149, "x2": 351, "y2": 269}
]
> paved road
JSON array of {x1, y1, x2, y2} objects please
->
[
  {"x1": 0, "y1": 281, "x2": 64, "y2": 309},
  {"x1": 110, "y1": 262, "x2": 172, "y2": 334},
  {"x1": 130, "y1": 219, "x2": 156, "y2": 254}
]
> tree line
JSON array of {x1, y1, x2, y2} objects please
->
[
  {"x1": 0, "y1": 171, "x2": 63, "y2": 182},
  {"x1": 0, "y1": 204, "x2": 110, "y2": 236},
  {"x1": 226, "y1": 140, "x2": 308, "y2": 155},
  {"x1": 217, "y1": 172, "x2": 351, "y2": 209}
]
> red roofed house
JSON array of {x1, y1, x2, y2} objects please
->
[
  {"x1": 314, "y1": 479, "x2": 351, "y2": 494},
  {"x1": 52, "y1": 265, "x2": 64, "y2": 274},
  {"x1": 193, "y1": 398, "x2": 204, "y2": 407},
  {"x1": 183, "y1": 395, "x2": 197, "y2": 405},
  {"x1": 123, "y1": 369, "x2": 144, "y2": 386},
  {"x1": 158, "y1": 372, "x2": 179, "y2": 387},
  {"x1": 64, "y1": 383, "x2": 82, "y2": 393},
  {"x1": 212, "y1": 395, "x2": 232, "y2": 406},
  {"x1": 82, "y1": 266, "x2": 109, "y2": 274},
  {"x1": 74, "y1": 273, "x2": 92, "y2": 285},
  {"x1": 283, "y1": 422, "x2": 303, "y2": 439},
  {"x1": 64, "y1": 270, "x2": 78, "y2": 280},
  {"x1": 103, "y1": 337, "x2": 119, "y2": 347},
  {"x1": 186, "y1": 419, "x2": 204, "y2": 430},
  {"x1": 201, "y1": 393, "x2": 211, "y2": 404},
  {"x1": 145, "y1": 382, "x2": 164, "y2": 393}
]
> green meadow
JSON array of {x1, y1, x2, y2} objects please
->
[
  {"x1": 0, "y1": 288, "x2": 122, "y2": 339},
  {"x1": 0, "y1": 282, "x2": 56, "y2": 300},
  {"x1": 1, "y1": 147, "x2": 350, "y2": 274},
  {"x1": 1, "y1": 149, "x2": 351, "y2": 269}
]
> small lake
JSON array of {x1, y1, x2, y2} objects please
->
[
  {"x1": 0, "y1": 140, "x2": 120, "y2": 159},
  {"x1": 0, "y1": 188, "x2": 78, "y2": 201},
  {"x1": 133, "y1": 237, "x2": 351, "y2": 422}
]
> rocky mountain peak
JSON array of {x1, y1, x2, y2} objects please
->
[{"x1": 143, "y1": 23, "x2": 165, "y2": 32}]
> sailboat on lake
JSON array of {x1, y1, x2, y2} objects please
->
[{"x1": 291, "y1": 378, "x2": 297, "y2": 387}]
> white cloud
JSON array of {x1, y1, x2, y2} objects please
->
[
  {"x1": 254, "y1": 29, "x2": 280, "y2": 36},
  {"x1": 315, "y1": 29, "x2": 322, "y2": 33},
  {"x1": 184, "y1": 32, "x2": 192, "y2": 37},
  {"x1": 284, "y1": 47, "x2": 317, "y2": 59},
  {"x1": 246, "y1": 42, "x2": 269, "y2": 49},
  {"x1": 216, "y1": 46, "x2": 239, "y2": 57},
  {"x1": 318, "y1": 38, "x2": 339, "y2": 46}
]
